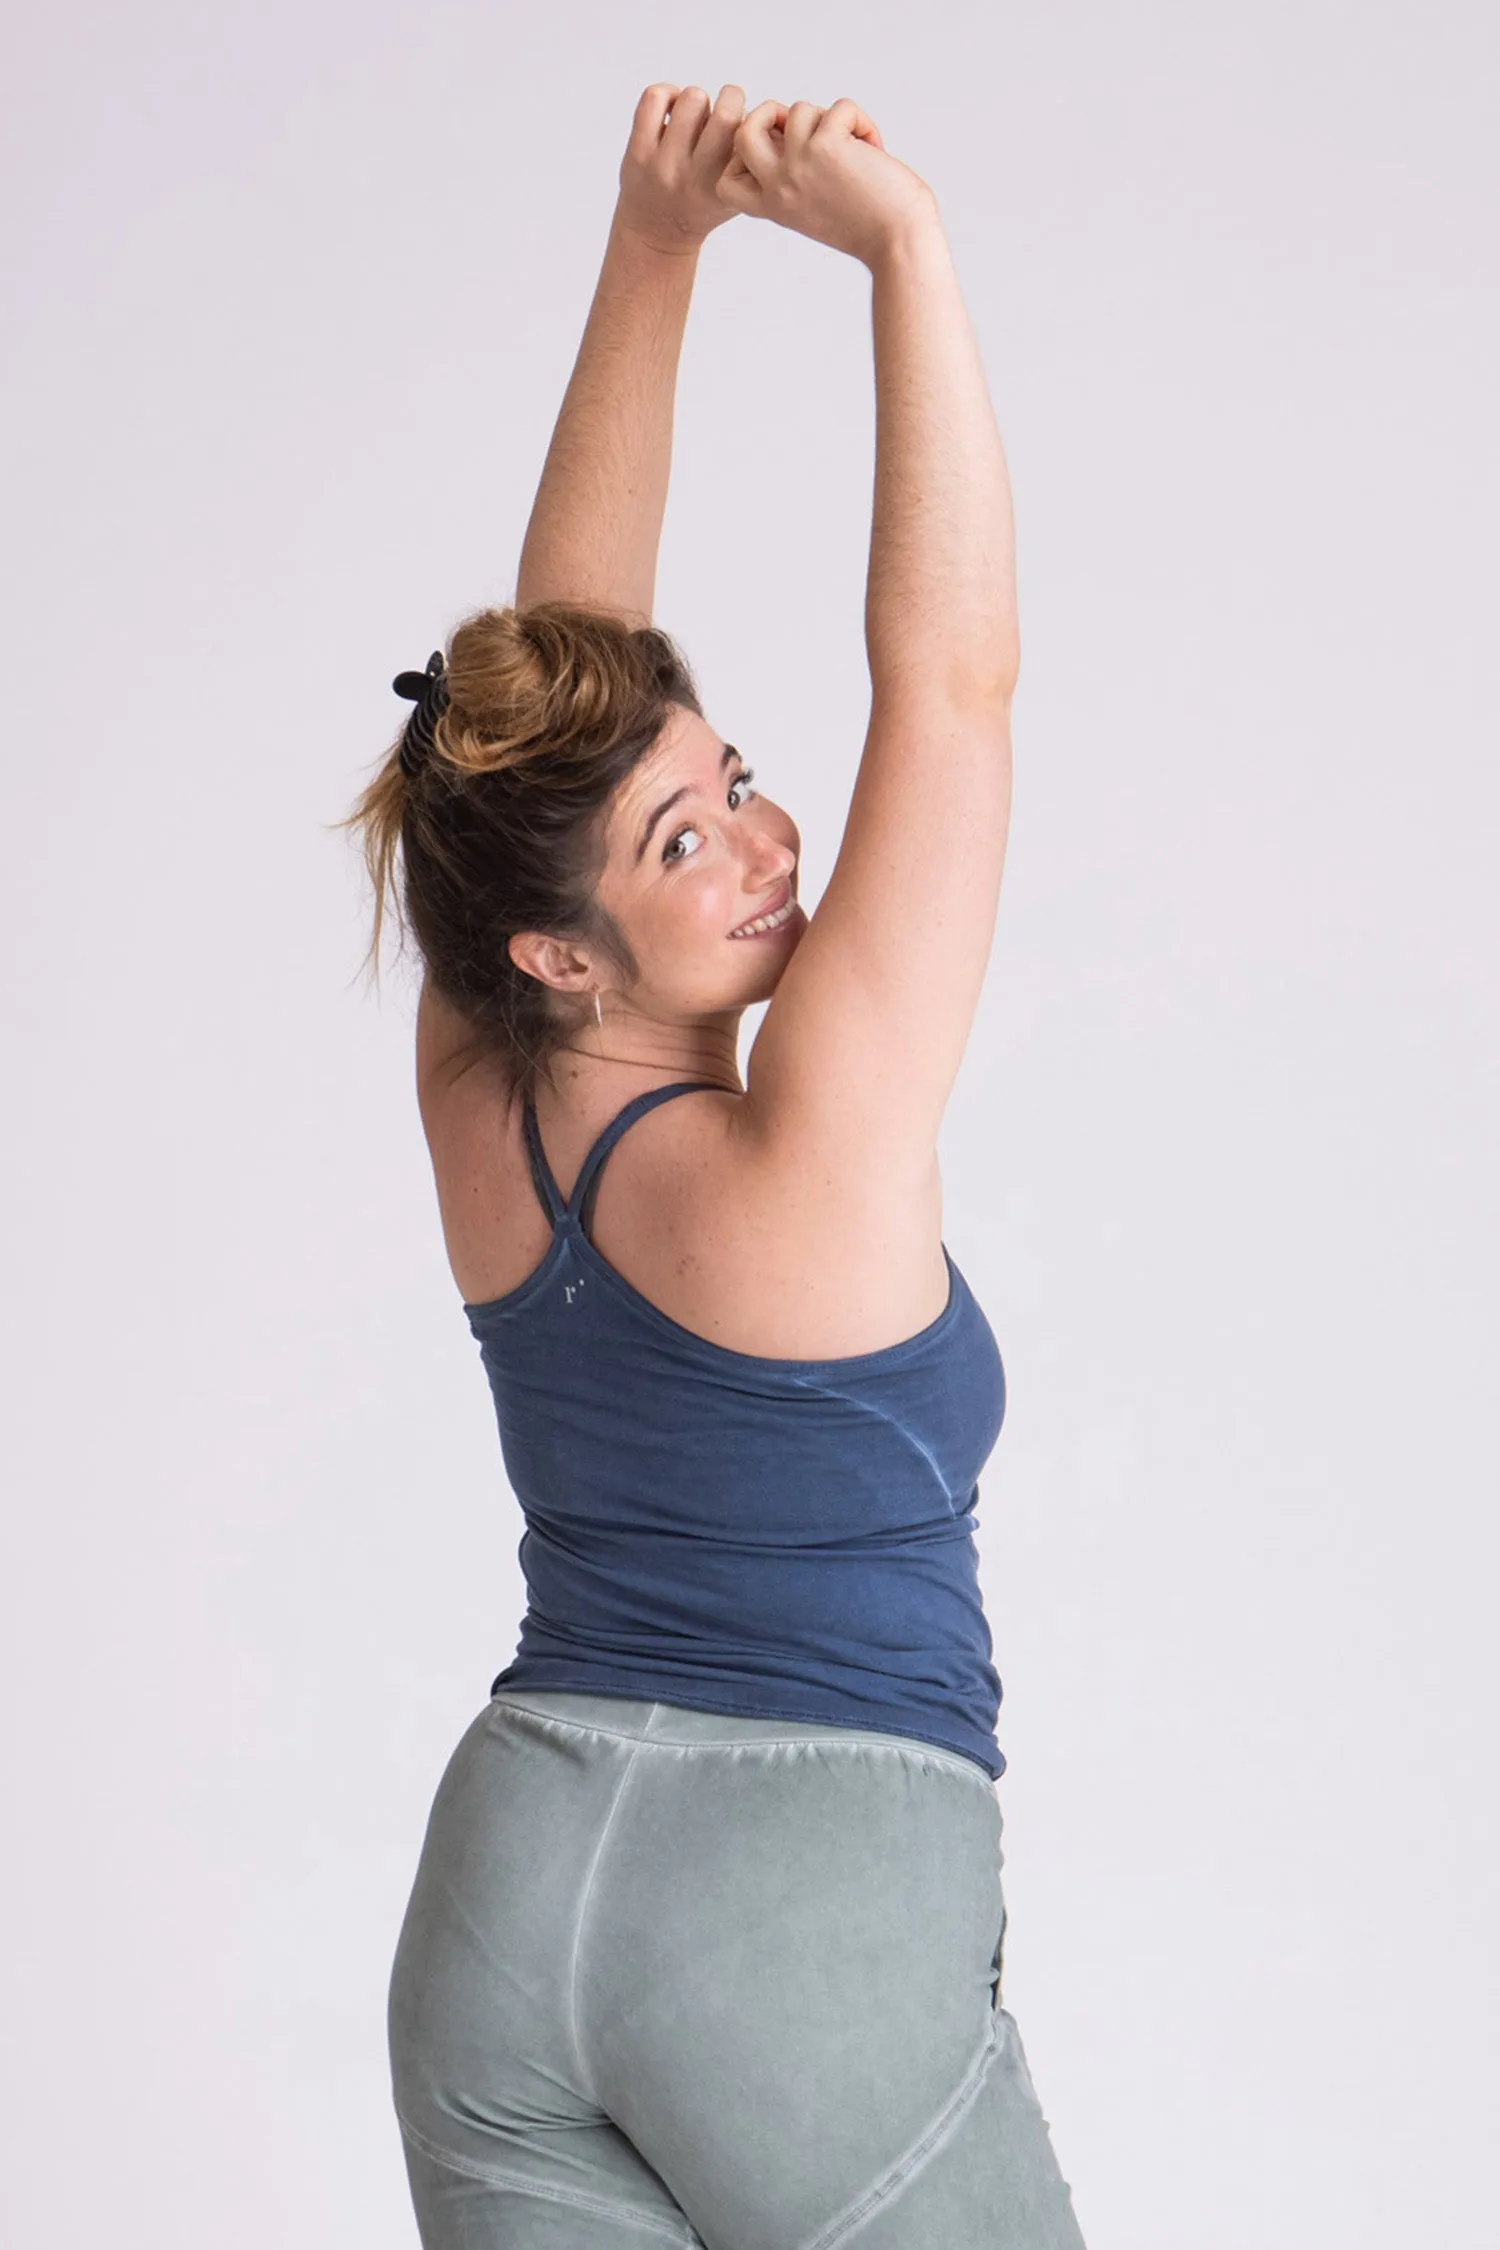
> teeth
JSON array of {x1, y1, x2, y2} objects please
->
[{"x1": 730, "y1": 896, "x2": 795, "y2": 937}]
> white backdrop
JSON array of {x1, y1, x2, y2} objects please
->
[{"x1": 3, "y1": 4, "x2": 1495, "y2": 2244}]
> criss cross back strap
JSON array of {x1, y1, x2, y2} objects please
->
[{"x1": 521, "y1": 1081, "x2": 724, "y2": 1241}]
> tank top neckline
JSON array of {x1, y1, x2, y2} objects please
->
[{"x1": 461, "y1": 1079, "x2": 965, "y2": 1375}]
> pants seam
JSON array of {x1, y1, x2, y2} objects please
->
[
  {"x1": 570, "y1": 1730, "x2": 649, "y2": 2105},
  {"x1": 395, "y1": 2109, "x2": 701, "y2": 2244},
  {"x1": 797, "y1": 2013, "x2": 1003, "y2": 2250}
]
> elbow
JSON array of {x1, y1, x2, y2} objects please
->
[{"x1": 953, "y1": 645, "x2": 1020, "y2": 710}]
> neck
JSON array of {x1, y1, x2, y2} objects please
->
[{"x1": 544, "y1": 1006, "x2": 744, "y2": 1105}]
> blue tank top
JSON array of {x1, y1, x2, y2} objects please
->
[{"x1": 463, "y1": 1080, "x2": 1009, "y2": 1779}]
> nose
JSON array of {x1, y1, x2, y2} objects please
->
[{"x1": 747, "y1": 829, "x2": 796, "y2": 890}]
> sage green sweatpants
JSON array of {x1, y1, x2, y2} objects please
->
[{"x1": 388, "y1": 1688, "x2": 1087, "y2": 2247}]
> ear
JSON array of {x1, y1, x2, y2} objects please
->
[{"x1": 507, "y1": 929, "x2": 593, "y2": 996}]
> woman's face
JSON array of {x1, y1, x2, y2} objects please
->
[{"x1": 596, "y1": 703, "x2": 805, "y2": 1020}]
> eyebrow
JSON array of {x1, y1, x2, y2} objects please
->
[{"x1": 634, "y1": 742, "x2": 741, "y2": 867}]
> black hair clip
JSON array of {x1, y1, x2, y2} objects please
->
[{"x1": 392, "y1": 649, "x2": 449, "y2": 777}]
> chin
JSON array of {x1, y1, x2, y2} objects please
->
[{"x1": 743, "y1": 946, "x2": 798, "y2": 1001}]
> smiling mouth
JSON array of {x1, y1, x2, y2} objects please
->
[{"x1": 728, "y1": 882, "x2": 798, "y2": 939}]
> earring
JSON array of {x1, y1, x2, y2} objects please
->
[{"x1": 593, "y1": 989, "x2": 603, "y2": 1029}]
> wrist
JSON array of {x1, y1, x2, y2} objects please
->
[
  {"x1": 608, "y1": 208, "x2": 707, "y2": 265},
  {"x1": 860, "y1": 195, "x2": 946, "y2": 275}
]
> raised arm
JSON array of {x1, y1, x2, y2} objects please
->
[
  {"x1": 863, "y1": 204, "x2": 1018, "y2": 702},
  {"x1": 721, "y1": 101, "x2": 1018, "y2": 1192},
  {"x1": 513, "y1": 82, "x2": 745, "y2": 620}
]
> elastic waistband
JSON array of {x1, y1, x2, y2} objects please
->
[{"x1": 488, "y1": 1688, "x2": 996, "y2": 1793}]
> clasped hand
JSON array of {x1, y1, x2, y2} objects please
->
[{"x1": 615, "y1": 83, "x2": 935, "y2": 268}]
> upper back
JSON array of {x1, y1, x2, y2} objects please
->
[{"x1": 420, "y1": 1058, "x2": 952, "y2": 1364}]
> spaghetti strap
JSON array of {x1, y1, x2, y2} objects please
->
[
  {"x1": 522, "y1": 1081, "x2": 723, "y2": 1238},
  {"x1": 519, "y1": 1099, "x2": 568, "y2": 1227}
]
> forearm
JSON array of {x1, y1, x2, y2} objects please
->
[
  {"x1": 864, "y1": 212, "x2": 1018, "y2": 702},
  {"x1": 514, "y1": 209, "x2": 700, "y2": 621}
]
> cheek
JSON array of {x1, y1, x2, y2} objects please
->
[
  {"x1": 687, "y1": 866, "x2": 739, "y2": 937},
  {"x1": 644, "y1": 867, "x2": 734, "y2": 953}
]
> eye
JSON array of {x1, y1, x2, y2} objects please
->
[{"x1": 661, "y1": 767, "x2": 758, "y2": 864}]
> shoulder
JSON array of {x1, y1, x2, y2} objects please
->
[
  {"x1": 577, "y1": 1085, "x2": 948, "y2": 1359},
  {"x1": 413, "y1": 981, "x2": 528, "y2": 1300}
]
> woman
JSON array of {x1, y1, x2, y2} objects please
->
[{"x1": 344, "y1": 83, "x2": 1087, "y2": 2250}]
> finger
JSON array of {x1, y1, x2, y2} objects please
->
[
  {"x1": 782, "y1": 99, "x2": 824, "y2": 152},
  {"x1": 732, "y1": 98, "x2": 789, "y2": 183},
  {"x1": 818, "y1": 95, "x2": 883, "y2": 148},
  {"x1": 694, "y1": 83, "x2": 747, "y2": 168},
  {"x1": 662, "y1": 82, "x2": 713, "y2": 146},
  {"x1": 705, "y1": 82, "x2": 748, "y2": 135},
  {"x1": 714, "y1": 149, "x2": 761, "y2": 214},
  {"x1": 627, "y1": 82, "x2": 682, "y2": 158}
]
